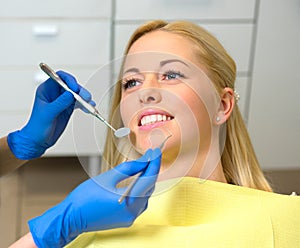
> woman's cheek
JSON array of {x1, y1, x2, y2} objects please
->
[{"x1": 120, "y1": 93, "x2": 139, "y2": 128}]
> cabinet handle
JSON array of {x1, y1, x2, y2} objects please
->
[{"x1": 32, "y1": 25, "x2": 59, "y2": 37}]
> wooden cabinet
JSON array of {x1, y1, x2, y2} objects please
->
[{"x1": 0, "y1": 172, "x2": 19, "y2": 247}]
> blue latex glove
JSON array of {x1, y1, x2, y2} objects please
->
[
  {"x1": 28, "y1": 148, "x2": 162, "y2": 248},
  {"x1": 7, "y1": 71, "x2": 94, "y2": 160}
]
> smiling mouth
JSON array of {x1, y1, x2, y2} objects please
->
[{"x1": 139, "y1": 114, "x2": 174, "y2": 127}]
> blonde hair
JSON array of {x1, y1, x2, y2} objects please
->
[{"x1": 103, "y1": 20, "x2": 272, "y2": 192}]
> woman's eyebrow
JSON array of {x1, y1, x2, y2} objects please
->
[
  {"x1": 123, "y1": 67, "x2": 140, "y2": 75},
  {"x1": 123, "y1": 59, "x2": 189, "y2": 74},
  {"x1": 160, "y1": 59, "x2": 189, "y2": 67}
]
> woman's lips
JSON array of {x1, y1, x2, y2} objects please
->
[{"x1": 138, "y1": 109, "x2": 174, "y2": 130}]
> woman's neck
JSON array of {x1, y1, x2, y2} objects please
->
[{"x1": 157, "y1": 146, "x2": 227, "y2": 183}]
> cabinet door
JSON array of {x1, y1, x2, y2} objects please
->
[
  {"x1": 115, "y1": 0, "x2": 255, "y2": 20},
  {"x1": 0, "y1": 21, "x2": 110, "y2": 66},
  {"x1": 200, "y1": 24, "x2": 253, "y2": 73},
  {"x1": 248, "y1": 0, "x2": 300, "y2": 170},
  {"x1": 0, "y1": 0, "x2": 112, "y2": 18},
  {"x1": 0, "y1": 70, "x2": 36, "y2": 113}
]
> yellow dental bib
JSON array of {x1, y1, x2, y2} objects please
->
[{"x1": 66, "y1": 177, "x2": 300, "y2": 248}]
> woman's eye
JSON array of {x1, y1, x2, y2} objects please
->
[
  {"x1": 162, "y1": 70, "x2": 185, "y2": 81},
  {"x1": 122, "y1": 78, "x2": 142, "y2": 90}
]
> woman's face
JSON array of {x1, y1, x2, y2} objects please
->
[{"x1": 119, "y1": 31, "x2": 220, "y2": 173}]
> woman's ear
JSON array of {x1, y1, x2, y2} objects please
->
[{"x1": 214, "y1": 87, "x2": 235, "y2": 125}]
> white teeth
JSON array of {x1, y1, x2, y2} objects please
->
[
  {"x1": 146, "y1": 116, "x2": 151, "y2": 124},
  {"x1": 151, "y1": 115, "x2": 156, "y2": 123},
  {"x1": 140, "y1": 114, "x2": 172, "y2": 126}
]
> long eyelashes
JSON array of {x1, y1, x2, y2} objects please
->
[
  {"x1": 121, "y1": 70, "x2": 186, "y2": 90},
  {"x1": 162, "y1": 70, "x2": 186, "y2": 80},
  {"x1": 122, "y1": 78, "x2": 142, "y2": 90}
]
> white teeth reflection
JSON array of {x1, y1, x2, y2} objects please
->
[{"x1": 140, "y1": 114, "x2": 172, "y2": 126}]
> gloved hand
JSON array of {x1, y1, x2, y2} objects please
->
[
  {"x1": 28, "y1": 148, "x2": 162, "y2": 248},
  {"x1": 7, "y1": 71, "x2": 94, "y2": 160}
]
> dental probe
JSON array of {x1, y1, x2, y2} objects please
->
[
  {"x1": 118, "y1": 134, "x2": 172, "y2": 204},
  {"x1": 39, "y1": 63, "x2": 130, "y2": 138}
]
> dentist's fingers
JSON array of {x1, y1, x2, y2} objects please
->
[
  {"x1": 129, "y1": 148, "x2": 162, "y2": 198},
  {"x1": 57, "y1": 71, "x2": 80, "y2": 93},
  {"x1": 95, "y1": 149, "x2": 153, "y2": 187}
]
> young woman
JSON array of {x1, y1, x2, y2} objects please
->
[
  {"x1": 12, "y1": 20, "x2": 300, "y2": 247},
  {"x1": 66, "y1": 20, "x2": 300, "y2": 247},
  {"x1": 102, "y1": 20, "x2": 271, "y2": 190}
]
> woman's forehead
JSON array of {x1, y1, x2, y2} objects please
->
[
  {"x1": 122, "y1": 51, "x2": 206, "y2": 77},
  {"x1": 127, "y1": 31, "x2": 199, "y2": 61},
  {"x1": 128, "y1": 30, "x2": 192, "y2": 54}
]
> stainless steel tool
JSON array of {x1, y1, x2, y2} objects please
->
[
  {"x1": 118, "y1": 134, "x2": 172, "y2": 203},
  {"x1": 39, "y1": 62, "x2": 130, "y2": 138}
]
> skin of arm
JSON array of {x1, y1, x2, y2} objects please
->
[
  {"x1": 8, "y1": 233, "x2": 37, "y2": 248},
  {"x1": 0, "y1": 136, "x2": 27, "y2": 176},
  {"x1": 1, "y1": 138, "x2": 34, "y2": 247}
]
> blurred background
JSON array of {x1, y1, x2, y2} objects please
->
[{"x1": 0, "y1": 0, "x2": 299, "y2": 246}]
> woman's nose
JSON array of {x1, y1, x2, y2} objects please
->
[
  {"x1": 139, "y1": 88, "x2": 162, "y2": 104},
  {"x1": 139, "y1": 74, "x2": 162, "y2": 104}
]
